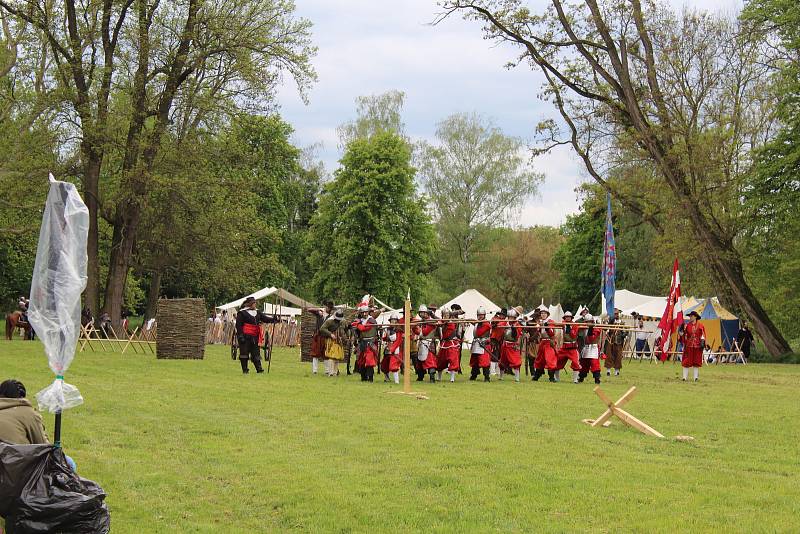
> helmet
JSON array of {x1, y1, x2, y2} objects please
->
[
  {"x1": 418, "y1": 304, "x2": 428, "y2": 313},
  {"x1": 563, "y1": 311, "x2": 573, "y2": 318},
  {"x1": 584, "y1": 314, "x2": 594, "y2": 322},
  {"x1": 357, "y1": 305, "x2": 369, "y2": 312},
  {"x1": 507, "y1": 308, "x2": 519, "y2": 318},
  {"x1": 389, "y1": 312, "x2": 400, "y2": 321},
  {"x1": 476, "y1": 306, "x2": 486, "y2": 316},
  {"x1": 334, "y1": 310, "x2": 344, "y2": 319}
]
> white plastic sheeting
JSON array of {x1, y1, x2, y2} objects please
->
[{"x1": 28, "y1": 175, "x2": 89, "y2": 414}]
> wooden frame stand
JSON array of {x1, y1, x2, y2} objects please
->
[{"x1": 584, "y1": 386, "x2": 664, "y2": 438}]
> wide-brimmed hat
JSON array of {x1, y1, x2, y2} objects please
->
[
  {"x1": 687, "y1": 311, "x2": 701, "y2": 319},
  {"x1": 242, "y1": 296, "x2": 256, "y2": 306}
]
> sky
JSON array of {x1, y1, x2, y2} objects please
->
[{"x1": 276, "y1": 0, "x2": 743, "y2": 227}]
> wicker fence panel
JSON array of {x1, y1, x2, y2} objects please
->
[{"x1": 156, "y1": 298, "x2": 206, "y2": 359}]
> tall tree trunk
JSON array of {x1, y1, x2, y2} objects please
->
[
  {"x1": 82, "y1": 155, "x2": 101, "y2": 316},
  {"x1": 103, "y1": 208, "x2": 141, "y2": 330},
  {"x1": 144, "y1": 269, "x2": 162, "y2": 320}
]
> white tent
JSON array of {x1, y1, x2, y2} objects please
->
[
  {"x1": 216, "y1": 287, "x2": 278, "y2": 310},
  {"x1": 263, "y1": 302, "x2": 302, "y2": 317},
  {"x1": 441, "y1": 289, "x2": 501, "y2": 319},
  {"x1": 216, "y1": 286, "x2": 317, "y2": 312}
]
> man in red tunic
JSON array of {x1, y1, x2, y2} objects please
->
[
  {"x1": 555, "y1": 311, "x2": 582, "y2": 383},
  {"x1": 381, "y1": 312, "x2": 403, "y2": 384},
  {"x1": 533, "y1": 306, "x2": 558, "y2": 382},
  {"x1": 499, "y1": 308, "x2": 523, "y2": 382},
  {"x1": 680, "y1": 310, "x2": 706, "y2": 381},
  {"x1": 352, "y1": 306, "x2": 380, "y2": 382},
  {"x1": 489, "y1": 309, "x2": 506, "y2": 377},
  {"x1": 436, "y1": 307, "x2": 462, "y2": 383},
  {"x1": 469, "y1": 306, "x2": 492, "y2": 382},
  {"x1": 578, "y1": 315, "x2": 603, "y2": 384},
  {"x1": 414, "y1": 305, "x2": 439, "y2": 382}
]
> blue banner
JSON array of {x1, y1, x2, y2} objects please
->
[{"x1": 602, "y1": 193, "x2": 616, "y2": 318}]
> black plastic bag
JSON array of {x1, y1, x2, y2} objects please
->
[{"x1": 0, "y1": 442, "x2": 110, "y2": 533}]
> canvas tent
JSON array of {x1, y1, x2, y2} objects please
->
[
  {"x1": 442, "y1": 289, "x2": 502, "y2": 319},
  {"x1": 216, "y1": 287, "x2": 316, "y2": 313}
]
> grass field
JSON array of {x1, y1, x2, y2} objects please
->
[{"x1": 1, "y1": 340, "x2": 799, "y2": 533}]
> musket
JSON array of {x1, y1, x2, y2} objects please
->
[{"x1": 266, "y1": 311, "x2": 277, "y2": 373}]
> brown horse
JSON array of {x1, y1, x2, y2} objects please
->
[{"x1": 5, "y1": 311, "x2": 32, "y2": 340}]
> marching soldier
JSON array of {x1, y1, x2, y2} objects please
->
[
  {"x1": 318, "y1": 309, "x2": 345, "y2": 376},
  {"x1": 414, "y1": 305, "x2": 439, "y2": 382},
  {"x1": 604, "y1": 308, "x2": 628, "y2": 376},
  {"x1": 380, "y1": 313, "x2": 404, "y2": 384},
  {"x1": 235, "y1": 296, "x2": 279, "y2": 374},
  {"x1": 309, "y1": 300, "x2": 335, "y2": 374},
  {"x1": 533, "y1": 306, "x2": 558, "y2": 382},
  {"x1": 489, "y1": 308, "x2": 506, "y2": 377},
  {"x1": 352, "y1": 306, "x2": 380, "y2": 382},
  {"x1": 555, "y1": 311, "x2": 582, "y2": 383},
  {"x1": 498, "y1": 308, "x2": 523, "y2": 382},
  {"x1": 437, "y1": 306, "x2": 463, "y2": 383},
  {"x1": 578, "y1": 315, "x2": 603, "y2": 384},
  {"x1": 469, "y1": 306, "x2": 492, "y2": 382}
]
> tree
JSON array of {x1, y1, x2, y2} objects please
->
[
  {"x1": 336, "y1": 90, "x2": 407, "y2": 147},
  {"x1": 441, "y1": 0, "x2": 792, "y2": 355},
  {"x1": 417, "y1": 112, "x2": 542, "y2": 292},
  {"x1": 488, "y1": 226, "x2": 562, "y2": 308},
  {"x1": 307, "y1": 131, "x2": 436, "y2": 305},
  {"x1": 552, "y1": 207, "x2": 604, "y2": 312},
  {"x1": 0, "y1": 0, "x2": 316, "y2": 328}
]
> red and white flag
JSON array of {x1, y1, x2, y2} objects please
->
[{"x1": 657, "y1": 259, "x2": 684, "y2": 354}]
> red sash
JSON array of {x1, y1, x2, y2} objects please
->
[{"x1": 241, "y1": 323, "x2": 260, "y2": 337}]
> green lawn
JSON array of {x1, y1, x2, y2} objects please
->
[{"x1": 1, "y1": 340, "x2": 798, "y2": 533}]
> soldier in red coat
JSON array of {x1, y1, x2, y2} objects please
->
[
  {"x1": 489, "y1": 309, "x2": 506, "y2": 377},
  {"x1": 680, "y1": 310, "x2": 706, "y2": 381},
  {"x1": 380, "y1": 313, "x2": 403, "y2": 384},
  {"x1": 469, "y1": 306, "x2": 492, "y2": 382},
  {"x1": 414, "y1": 305, "x2": 439, "y2": 382},
  {"x1": 499, "y1": 308, "x2": 523, "y2": 382},
  {"x1": 436, "y1": 307, "x2": 463, "y2": 382},
  {"x1": 578, "y1": 316, "x2": 603, "y2": 384},
  {"x1": 533, "y1": 306, "x2": 558, "y2": 382},
  {"x1": 555, "y1": 311, "x2": 582, "y2": 383},
  {"x1": 352, "y1": 306, "x2": 380, "y2": 382}
]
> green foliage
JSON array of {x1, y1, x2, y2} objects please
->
[
  {"x1": 551, "y1": 205, "x2": 604, "y2": 312},
  {"x1": 308, "y1": 131, "x2": 436, "y2": 305},
  {"x1": 336, "y1": 90, "x2": 407, "y2": 147},
  {"x1": 417, "y1": 112, "x2": 542, "y2": 294}
]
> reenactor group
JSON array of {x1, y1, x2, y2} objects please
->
[{"x1": 307, "y1": 300, "x2": 631, "y2": 385}]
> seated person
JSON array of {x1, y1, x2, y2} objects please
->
[{"x1": 0, "y1": 379, "x2": 47, "y2": 444}]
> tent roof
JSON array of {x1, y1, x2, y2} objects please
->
[
  {"x1": 441, "y1": 289, "x2": 501, "y2": 319},
  {"x1": 685, "y1": 297, "x2": 738, "y2": 320},
  {"x1": 215, "y1": 286, "x2": 317, "y2": 311}
]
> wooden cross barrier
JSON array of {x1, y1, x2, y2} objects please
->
[{"x1": 583, "y1": 386, "x2": 664, "y2": 438}]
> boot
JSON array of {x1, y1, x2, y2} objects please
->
[
  {"x1": 429, "y1": 370, "x2": 436, "y2": 383},
  {"x1": 593, "y1": 371, "x2": 601, "y2": 384},
  {"x1": 470, "y1": 368, "x2": 479, "y2": 381},
  {"x1": 548, "y1": 370, "x2": 556, "y2": 382},
  {"x1": 532, "y1": 369, "x2": 543, "y2": 381},
  {"x1": 578, "y1": 371, "x2": 587, "y2": 383},
  {"x1": 483, "y1": 368, "x2": 491, "y2": 382}
]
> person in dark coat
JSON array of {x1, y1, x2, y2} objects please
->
[{"x1": 235, "y1": 297, "x2": 279, "y2": 374}]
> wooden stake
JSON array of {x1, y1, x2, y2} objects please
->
[{"x1": 388, "y1": 291, "x2": 426, "y2": 398}]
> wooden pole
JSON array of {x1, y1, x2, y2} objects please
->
[{"x1": 403, "y1": 293, "x2": 411, "y2": 394}]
